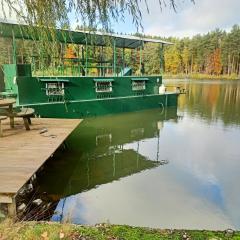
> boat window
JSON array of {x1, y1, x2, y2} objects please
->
[
  {"x1": 132, "y1": 80, "x2": 146, "y2": 91},
  {"x1": 46, "y1": 82, "x2": 65, "y2": 96},
  {"x1": 95, "y1": 81, "x2": 112, "y2": 93}
]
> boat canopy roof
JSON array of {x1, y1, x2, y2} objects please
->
[{"x1": 0, "y1": 20, "x2": 173, "y2": 49}]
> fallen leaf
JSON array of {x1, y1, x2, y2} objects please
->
[
  {"x1": 41, "y1": 231, "x2": 49, "y2": 240},
  {"x1": 59, "y1": 231, "x2": 65, "y2": 239}
]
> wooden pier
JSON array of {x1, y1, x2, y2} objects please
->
[{"x1": 0, "y1": 117, "x2": 81, "y2": 216}]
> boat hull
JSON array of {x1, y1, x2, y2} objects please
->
[{"x1": 20, "y1": 93, "x2": 178, "y2": 118}]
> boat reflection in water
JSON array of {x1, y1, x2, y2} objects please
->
[{"x1": 36, "y1": 107, "x2": 178, "y2": 223}]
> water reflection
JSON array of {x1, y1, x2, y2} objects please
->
[
  {"x1": 38, "y1": 108, "x2": 177, "y2": 203},
  {"x1": 167, "y1": 80, "x2": 240, "y2": 126},
  {"x1": 38, "y1": 80, "x2": 240, "y2": 230}
]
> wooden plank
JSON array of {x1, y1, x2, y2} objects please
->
[
  {"x1": 0, "y1": 118, "x2": 81, "y2": 197},
  {"x1": 0, "y1": 195, "x2": 13, "y2": 204}
]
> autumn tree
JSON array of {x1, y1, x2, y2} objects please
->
[
  {"x1": 165, "y1": 44, "x2": 181, "y2": 74},
  {"x1": 206, "y1": 48, "x2": 222, "y2": 75},
  {"x1": 64, "y1": 46, "x2": 76, "y2": 59},
  {"x1": 182, "y1": 46, "x2": 190, "y2": 74}
]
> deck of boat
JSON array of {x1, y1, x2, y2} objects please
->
[{"x1": 0, "y1": 117, "x2": 81, "y2": 213}]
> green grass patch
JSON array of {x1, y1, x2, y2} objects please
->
[{"x1": 0, "y1": 220, "x2": 239, "y2": 239}]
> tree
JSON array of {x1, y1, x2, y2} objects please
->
[
  {"x1": 65, "y1": 46, "x2": 76, "y2": 59},
  {"x1": 182, "y1": 45, "x2": 190, "y2": 74},
  {"x1": 165, "y1": 44, "x2": 181, "y2": 74},
  {"x1": 206, "y1": 48, "x2": 222, "y2": 75},
  {"x1": 144, "y1": 43, "x2": 160, "y2": 74}
]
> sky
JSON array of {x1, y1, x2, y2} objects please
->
[
  {"x1": 1, "y1": 0, "x2": 240, "y2": 38},
  {"x1": 112, "y1": 0, "x2": 240, "y2": 38}
]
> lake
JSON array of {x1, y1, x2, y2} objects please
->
[{"x1": 37, "y1": 79, "x2": 240, "y2": 230}]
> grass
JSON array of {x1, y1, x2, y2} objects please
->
[
  {"x1": 0, "y1": 219, "x2": 239, "y2": 240},
  {"x1": 163, "y1": 73, "x2": 240, "y2": 80}
]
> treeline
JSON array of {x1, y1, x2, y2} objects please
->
[
  {"x1": 0, "y1": 24, "x2": 240, "y2": 78},
  {"x1": 143, "y1": 25, "x2": 240, "y2": 77}
]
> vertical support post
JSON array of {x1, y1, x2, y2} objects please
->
[
  {"x1": 136, "y1": 141, "x2": 139, "y2": 168},
  {"x1": 8, "y1": 46, "x2": 11, "y2": 64},
  {"x1": 85, "y1": 36, "x2": 88, "y2": 76},
  {"x1": 12, "y1": 28, "x2": 17, "y2": 64},
  {"x1": 122, "y1": 47, "x2": 125, "y2": 74},
  {"x1": 86, "y1": 154, "x2": 90, "y2": 187},
  {"x1": 64, "y1": 33, "x2": 68, "y2": 76},
  {"x1": 160, "y1": 43, "x2": 165, "y2": 74},
  {"x1": 32, "y1": 56, "x2": 35, "y2": 73},
  {"x1": 21, "y1": 41, "x2": 24, "y2": 64},
  {"x1": 9, "y1": 104, "x2": 14, "y2": 128},
  {"x1": 42, "y1": 55, "x2": 45, "y2": 76},
  {"x1": 139, "y1": 41, "x2": 144, "y2": 75},
  {"x1": 101, "y1": 46, "x2": 104, "y2": 76},
  {"x1": 8, "y1": 197, "x2": 16, "y2": 217},
  {"x1": 135, "y1": 48, "x2": 138, "y2": 68},
  {"x1": 61, "y1": 43, "x2": 64, "y2": 75},
  {"x1": 139, "y1": 45, "x2": 142, "y2": 69},
  {"x1": 113, "y1": 38, "x2": 116, "y2": 77},
  {"x1": 81, "y1": 46, "x2": 85, "y2": 76},
  {"x1": 113, "y1": 148, "x2": 116, "y2": 177},
  {"x1": 0, "y1": 120, "x2": 3, "y2": 137}
]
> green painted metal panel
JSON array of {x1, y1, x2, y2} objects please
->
[
  {"x1": 131, "y1": 77, "x2": 149, "y2": 81},
  {"x1": 39, "y1": 79, "x2": 70, "y2": 82},
  {"x1": 17, "y1": 64, "x2": 32, "y2": 77},
  {"x1": 20, "y1": 93, "x2": 178, "y2": 118},
  {"x1": 0, "y1": 67, "x2": 4, "y2": 92},
  {"x1": 3, "y1": 65, "x2": 18, "y2": 91},
  {"x1": 16, "y1": 75, "x2": 163, "y2": 105},
  {"x1": 2, "y1": 63, "x2": 178, "y2": 118},
  {"x1": 93, "y1": 78, "x2": 114, "y2": 82}
]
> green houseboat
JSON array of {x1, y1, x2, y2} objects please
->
[{"x1": 0, "y1": 21, "x2": 178, "y2": 118}]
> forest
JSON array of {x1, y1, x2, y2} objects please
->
[
  {"x1": 0, "y1": 24, "x2": 240, "y2": 79},
  {"x1": 143, "y1": 24, "x2": 240, "y2": 78}
]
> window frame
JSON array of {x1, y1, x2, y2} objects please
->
[
  {"x1": 131, "y1": 80, "x2": 146, "y2": 91},
  {"x1": 95, "y1": 81, "x2": 113, "y2": 93},
  {"x1": 45, "y1": 82, "x2": 65, "y2": 96}
]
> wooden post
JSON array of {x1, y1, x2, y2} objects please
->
[
  {"x1": 23, "y1": 118, "x2": 30, "y2": 130},
  {"x1": 9, "y1": 104, "x2": 14, "y2": 128},
  {"x1": 0, "y1": 195, "x2": 16, "y2": 217},
  {"x1": 0, "y1": 116, "x2": 7, "y2": 137},
  {"x1": 8, "y1": 197, "x2": 16, "y2": 217},
  {"x1": 0, "y1": 119, "x2": 3, "y2": 137}
]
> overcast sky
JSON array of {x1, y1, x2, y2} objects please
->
[
  {"x1": 113, "y1": 0, "x2": 240, "y2": 38},
  {"x1": 1, "y1": 0, "x2": 240, "y2": 38}
]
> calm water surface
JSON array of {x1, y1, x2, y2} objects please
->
[{"x1": 39, "y1": 80, "x2": 240, "y2": 230}]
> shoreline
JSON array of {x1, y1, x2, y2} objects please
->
[
  {"x1": 0, "y1": 220, "x2": 238, "y2": 239},
  {"x1": 163, "y1": 74, "x2": 240, "y2": 81}
]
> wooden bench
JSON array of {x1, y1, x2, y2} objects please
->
[
  {"x1": 15, "y1": 108, "x2": 35, "y2": 130},
  {"x1": 0, "y1": 116, "x2": 7, "y2": 137}
]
